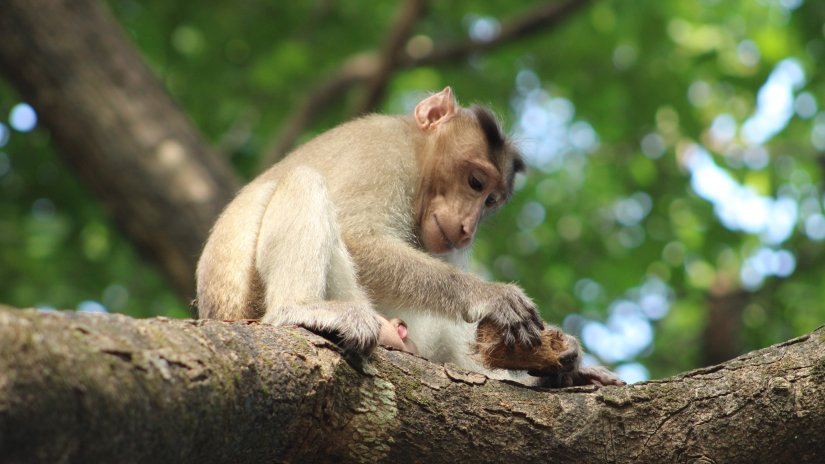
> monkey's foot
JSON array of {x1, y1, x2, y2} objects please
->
[{"x1": 261, "y1": 302, "x2": 382, "y2": 355}]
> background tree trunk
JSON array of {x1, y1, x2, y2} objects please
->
[
  {"x1": 1, "y1": 306, "x2": 823, "y2": 463},
  {"x1": 703, "y1": 280, "x2": 748, "y2": 366},
  {"x1": 0, "y1": 0, "x2": 240, "y2": 300}
]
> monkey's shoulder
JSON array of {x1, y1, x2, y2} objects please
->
[{"x1": 260, "y1": 115, "x2": 416, "y2": 185}]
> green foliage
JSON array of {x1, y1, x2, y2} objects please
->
[
  {"x1": 0, "y1": 85, "x2": 186, "y2": 318},
  {"x1": 2, "y1": 0, "x2": 824, "y2": 379}
]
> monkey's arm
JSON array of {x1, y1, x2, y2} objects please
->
[{"x1": 351, "y1": 236, "x2": 543, "y2": 348}]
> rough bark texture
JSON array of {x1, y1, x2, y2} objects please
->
[
  {"x1": 0, "y1": 0, "x2": 241, "y2": 300},
  {"x1": 1, "y1": 307, "x2": 823, "y2": 463}
]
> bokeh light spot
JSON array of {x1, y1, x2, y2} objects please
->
[
  {"x1": 77, "y1": 300, "x2": 107, "y2": 313},
  {"x1": 9, "y1": 103, "x2": 37, "y2": 132},
  {"x1": 615, "y1": 363, "x2": 650, "y2": 384}
]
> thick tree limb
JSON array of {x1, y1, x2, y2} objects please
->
[
  {"x1": 1, "y1": 307, "x2": 823, "y2": 463},
  {"x1": 0, "y1": 0, "x2": 241, "y2": 300}
]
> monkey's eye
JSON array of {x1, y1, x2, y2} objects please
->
[
  {"x1": 469, "y1": 175, "x2": 484, "y2": 192},
  {"x1": 485, "y1": 194, "x2": 499, "y2": 208}
]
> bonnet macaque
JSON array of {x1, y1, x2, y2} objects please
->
[{"x1": 197, "y1": 87, "x2": 621, "y2": 386}]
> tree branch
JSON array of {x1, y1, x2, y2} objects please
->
[
  {"x1": 406, "y1": 0, "x2": 594, "y2": 66},
  {"x1": 261, "y1": 0, "x2": 593, "y2": 168},
  {"x1": 354, "y1": 0, "x2": 428, "y2": 116},
  {"x1": 1, "y1": 306, "x2": 823, "y2": 463},
  {"x1": 260, "y1": 53, "x2": 380, "y2": 166}
]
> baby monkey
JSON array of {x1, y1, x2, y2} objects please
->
[{"x1": 197, "y1": 87, "x2": 622, "y2": 387}]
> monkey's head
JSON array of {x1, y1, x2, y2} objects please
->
[{"x1": 412, "y1": 87, "x2": 525, "y2": 255}]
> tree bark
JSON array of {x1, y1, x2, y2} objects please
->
[
  {"x1": 0, "y1": 0, "x2": 241, "y2": 300},
  {"x1": 1, "y1": 306, "x2": 823, "y2": 463}
]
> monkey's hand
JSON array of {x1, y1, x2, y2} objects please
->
[{"x1": 472, "y1": 283, "x2": 544, "y2": 349}]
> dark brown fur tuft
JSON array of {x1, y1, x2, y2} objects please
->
[{"x1": 470, "y1": 105, "x2": 525, "y2": 199}]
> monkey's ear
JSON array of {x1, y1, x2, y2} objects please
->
[{"x1": 414, "y1": 87, "x2": 457, "y2": 131}]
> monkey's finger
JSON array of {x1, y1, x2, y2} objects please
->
[
  {"x1": 518, "y1": 307, "x2": 543, "y2": 335},
  {"x1": 519, "y1": 321, "x2": 543, "y2": 348},
  {"x1": 517, "y1": 328, "x2": 539, "y2": 349},
  {"x1": 527, "y1": 320, "x2": 543, "y2": 341},
  {"x1": 502, "y1": 330, "x2": 517, "y2": 349},
  {"x1": 529, "y1": 310, "x2": 544, "y2": 332}
]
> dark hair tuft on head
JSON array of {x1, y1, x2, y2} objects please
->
[
  {"x1": 512, "y1": 155, "x2": 525, "y2": 174},
  {"x1": 471, "y1": 105, "x2": 505, "y2": 152}
]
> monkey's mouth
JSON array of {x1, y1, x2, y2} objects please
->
[{"x1": 433, "y1": 215, "x2": 456, "y2": 250}]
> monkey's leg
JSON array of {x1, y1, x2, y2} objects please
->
[{"x1": 255, "y1": 166, "x2": 381, "y2": 353}]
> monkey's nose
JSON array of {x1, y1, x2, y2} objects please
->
[
  {"x1": 458, "y1": 222, "x2": 477, "y2": 246},
  {"x1": 457, "y1": 230, "x2": 473, "y2": 248}
]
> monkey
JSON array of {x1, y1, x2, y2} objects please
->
[{"x1": 196, "y1": 87, "x2": 622, "y2": 387}]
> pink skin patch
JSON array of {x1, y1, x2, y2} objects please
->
[{"x1": 396, "y1": 323, "x2": 408, "y2": 340}]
